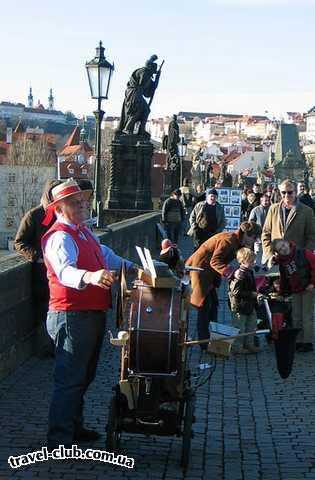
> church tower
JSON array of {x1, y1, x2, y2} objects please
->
[
  {"x1": 48, "y1": 88, "x2": 54, "y2": 110},
  {"x1": 272, "y1": 122, "x2": 306, "y2": 182},
  {"x1": 27, "y1": 86, "x2": 33, "y2": 108},
  {"x1": 80, "y1": 118, "x2": 87, "y2": 143}
]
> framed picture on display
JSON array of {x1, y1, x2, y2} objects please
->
[
  {"x1": 218, "y1": 189, "x2": 229, "y2": 204},
  {"x1": 224, "y1": 206, "x2": 232, "y2": 216},
  {"x1": 232, "y1": 206, "x2": 241, "y2": 217},
  {"x1": 231, "y1": 218, "x2": 240, "y2": 229},
  {"x1": 219, "y1": 195, "x2": 229, "y2": 205},
  {"x1": 225, "y1": 218, "x2": 234, "y2": 229},
  {"x1": 230, "y1": 195, "x2": 241, "y2": 205}
]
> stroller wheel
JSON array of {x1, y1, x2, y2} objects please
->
[
  {"x1": 180, "y1": 390, "x2": 195, "y2": 471},
  {"x1": 106, "y1": 395, "x2": 121, "y2": 452}
]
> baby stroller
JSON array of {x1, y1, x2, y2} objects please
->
[{"x1": 255, "y1": 273, "x2": 300, "y2": 379}]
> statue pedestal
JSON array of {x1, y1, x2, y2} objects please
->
[
  {"x1": 159, "y1": 168, "x2": 180, "y2": 206},
  {"x1": 162, "y1": 168, "x2": 180, "y2": 196},
  {"x1": 105, "y1": 132, "x2": 153, "y2": 210}
]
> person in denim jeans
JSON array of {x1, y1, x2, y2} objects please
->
[{"x1": 41, "y1": 179, "x2": 135, "y2": 449}]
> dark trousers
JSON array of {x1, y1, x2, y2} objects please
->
[
  {"x1": 165, "y1": 222, "x2": 181, "y2": 243},
  {"x1": 197, "y1": 289, "x2": 218, "y2": 350},
  {"x1": 193, "y1": 230, "x2": 215, "y2": 251},
  {"x1": 46, "y1": 310, "x2": 106, "y2": 448}
]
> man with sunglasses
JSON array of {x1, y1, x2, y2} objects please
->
[{"x1": 262, "y1": 179, "x2": 315, "y2": 352}]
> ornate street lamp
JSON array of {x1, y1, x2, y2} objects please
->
[
  {"x1": 86, "y1": 41, "x2": 114, "y2": 227},
  {"x1": 178, "y1": 136, "x2": 187, "y2": 187}
]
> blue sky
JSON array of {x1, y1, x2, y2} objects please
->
[{"x1": 2, "y1": 0, "x2": 315, "y2": 118}]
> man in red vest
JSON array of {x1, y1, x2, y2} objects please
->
[{"x1": 41, "y1": 179, "x2": 135, "y2": 449}]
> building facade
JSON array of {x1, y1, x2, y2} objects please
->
[{"x1": 0, "y1": 164, "x2": 55, "y2": 248}]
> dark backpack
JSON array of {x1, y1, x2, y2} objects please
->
[{"x1": 182, "y1": 192, "x2": 193, "y2": 208}]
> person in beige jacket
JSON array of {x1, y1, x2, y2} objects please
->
[{"x1": 262, "y1": 179, "x2": 315, "y2": 350}]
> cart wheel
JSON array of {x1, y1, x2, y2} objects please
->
[
  {"x1": 106, "y1": 395, "x2": 121, "y2": 452},
  {"x1": 181, "y1": 391, "x2": 195, "y2": 470}
]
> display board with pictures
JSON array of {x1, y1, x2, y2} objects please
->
[{"x1": 217, "y1": 188, "x2": 242, "y2": 231}]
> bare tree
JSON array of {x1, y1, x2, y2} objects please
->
[{"x1": 5, "y1": 136, "x2": 56, "y2": 229}]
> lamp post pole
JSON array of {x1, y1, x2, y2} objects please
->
[
  {"x1": 86, "y1": 40, "x2": 114, "y2": 228},
  {"x1": 180, "y1": 155, "x2": 183, "y2": 188},
  {"x1": 93, "y1": 100, "x2": 105, "y2": 227},
  {"x1": 178, "y1": 136, "x2": 187, "y2": 188}
]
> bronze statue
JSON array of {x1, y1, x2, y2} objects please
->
[
  {"x1": 163, "y1": 114, "x2": 180, "y2": 170},
  {"x1": 219, "y1": 160, "x2": 233, "y2": 187},
  {"x1": 190, "y1": 148, "x2": 203, "y2": 187},
  {"x1": 118, "y1": 55, "x2": 164, "y2": 135}
]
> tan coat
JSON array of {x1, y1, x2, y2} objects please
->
[
  {"x1": 262, "y1": 200, "x2": 315, "y2": 259},
  {"x1": 186, "y1": 230, "x2": 241, "y2": 308}
]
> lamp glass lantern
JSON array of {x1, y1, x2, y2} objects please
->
[
  {"x1": 178, "y1": 136, "x2": 187, "y2": 158},
  {"x1": 86, "y1": 41, "x2": 114, "y2": 100}
]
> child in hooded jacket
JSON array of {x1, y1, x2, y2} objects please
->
[{"x1": 229, "y1": 247, "x2": 261, "y2": 354}]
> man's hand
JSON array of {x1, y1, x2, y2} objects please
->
[
  {"x1": 83, "y1": 269, "x2": 116, "y2": 290},
  {"x1": 305, "y1": 283, "x2": 315, "y2": 291},
  {"x1": 257, "y1": 293, "x2": 266, "y2": 304}
]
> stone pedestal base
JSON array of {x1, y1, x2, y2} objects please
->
[
  {"x1": 164, "y1": 169, "x2": 180, "y2": 194},
  {"x1": 105, "y1": 132, "x2": 153, "y2": 210},
  {"x1": 159, "y1": 168, "x2": 180, "y2": 205}
]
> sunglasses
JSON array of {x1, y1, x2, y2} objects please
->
[{"x1": 281, "y1": 190, "x2": 294, "y2": 195}]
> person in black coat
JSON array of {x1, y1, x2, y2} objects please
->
[
  {"x1": 192, "y1": 184, "x2": 206, "y2": 206},
  {"x1": 243, "y1": 192, "x2": 257, "y2": 220},
  {"x1": 161, "y1": 190, "x2": 185, "y2": 243},
  {"x1": 297, "y1": 182, "x2": 314, "y2": 211}
]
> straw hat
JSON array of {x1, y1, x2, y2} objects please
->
[
  {"x1": 41, "y1": 178, "x2": 92, "y2": 226},
  {"x1": 49, "y1": 178, "x2": 92, "y2": 207}
]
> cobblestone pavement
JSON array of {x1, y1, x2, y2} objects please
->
[{"x1": 1, "y1": 235, "x2": 315, "y2": 479}]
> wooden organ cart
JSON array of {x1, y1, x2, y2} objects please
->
[{"x1": 106, "y1": 256, "x2": 199, "y2": 470}]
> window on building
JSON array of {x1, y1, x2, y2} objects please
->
[
  {"x1": 69, "y1": 168, "x2": 74, "y2": 174},
  {"x1": 8, "y1": 173, "x2": 16, "y2": 183},
  {"x1": 8, "y1": 196, "x2": 15, "y2": 207},
  {"x1": 6, "y1": 217, "x2": 14, "y2": 227}
]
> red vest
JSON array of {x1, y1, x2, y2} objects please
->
[{"x1": 42, "y1": 222, "x2": 111, "y2": 311}]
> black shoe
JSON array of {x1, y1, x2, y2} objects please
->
[
  {"x1": 74, "y1": 428, "x2": 101, "y2": 442},
  {"x1": 297, "y1": 343, "x2": 313, "y2": 353},
  {"x1": 296, "y1": 342, "x2": 304, "y2": 351}
]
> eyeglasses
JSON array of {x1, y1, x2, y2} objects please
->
[{"x1": 281, "y1": 190, "x2": 294, "y2": 195}]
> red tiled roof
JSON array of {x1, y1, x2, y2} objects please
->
[
  {"x1": 64, "y1": 126, "x2": 81, "y2": 147},
  {"x1": 223, "y1": 151, "x2": 241, "y2": 165},
  {"x1": 60, "y1": 142, "x2": 93, "y2": 156}
]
